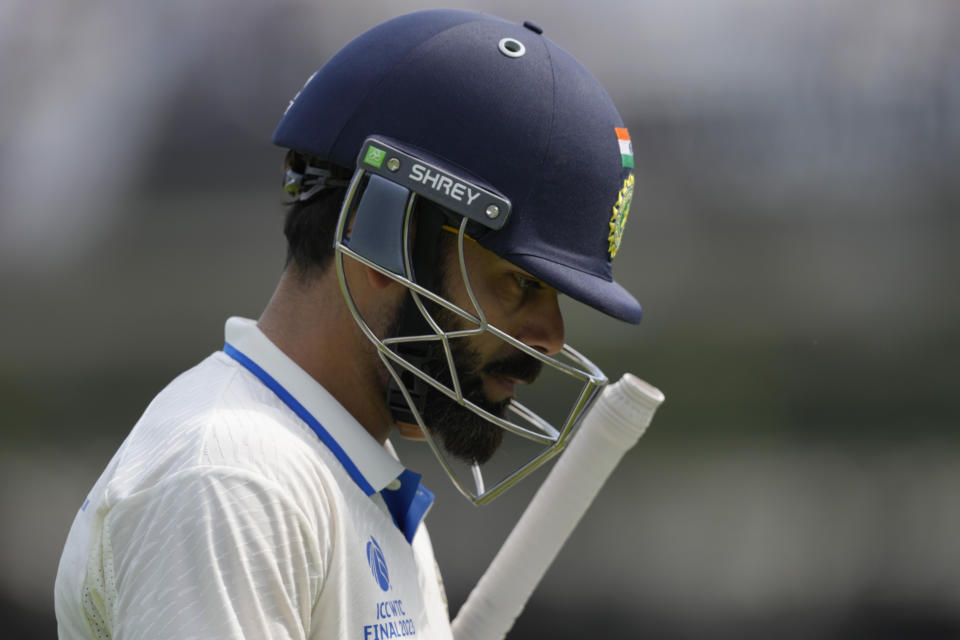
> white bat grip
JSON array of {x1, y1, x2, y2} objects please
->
[{"x1": 451, "y1": 374, "x2": 664, "y2": 640}]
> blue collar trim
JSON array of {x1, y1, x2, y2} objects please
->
[
  {"x1": 382, "y1": 470, "x2": 435, "y2": 544},
  {"x1": 223, "y1": 342, "x2": 433, "y2": 543}
]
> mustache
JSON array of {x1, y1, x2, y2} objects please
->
[{"x1": 481, "y1": 350, "x2": 543, "y2": 385}]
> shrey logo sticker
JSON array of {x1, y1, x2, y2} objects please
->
[
  {"x1": 609, "y1": 173, "x2": 634, "y2": 258},
  {"x1": 615, "y1": 127, "x2": 633, "y2": 169},
  {"x1": 367, "y1": 536, "x2": 390, "y2": 592}
]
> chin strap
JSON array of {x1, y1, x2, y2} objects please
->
[{"x1": 386, "y1": 202, "x2": 449, "y2": 426}]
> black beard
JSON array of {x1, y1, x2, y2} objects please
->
[{"x1": 420, "y1": 316, "x2": 543, "y2": 465}]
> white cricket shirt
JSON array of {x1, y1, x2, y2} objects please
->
[{"x1": 55, "y1": 317, "x2": 452, "y2": 640}]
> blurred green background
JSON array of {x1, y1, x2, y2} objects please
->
[{"x1": 2, "y1": 1, "x2": 958, "y2": 638}]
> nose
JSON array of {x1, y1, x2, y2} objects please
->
[{"x1": 518, "y1": 290, "x2": 565, "y2": 356}]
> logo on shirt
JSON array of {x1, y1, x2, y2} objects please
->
[{"x1": 367, "y1": 536, "x2": 390, "y2": 592}]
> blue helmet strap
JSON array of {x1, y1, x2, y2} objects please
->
[
  {"x1": 347, "y1": 175, "x2": 410, "y2": 275},
  {"x1": 386, "y1": 200, "x2": 450, "y2": 425}
]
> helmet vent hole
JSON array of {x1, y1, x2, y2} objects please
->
[{"x1": 498, "y1": 37, "x2": 526, "y2": 58}]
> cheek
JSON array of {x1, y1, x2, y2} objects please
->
[
  {"x1": 451, "y1": 242, "x2": 525, "y2": 335},
  {"x1": 474, "y1": 332, "x2": 507, "y2": 364},
  {"x1": 464, "y1": 269, "x2": 522, "y2": 325}
]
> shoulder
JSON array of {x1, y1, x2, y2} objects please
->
[
  {"x1": 106, "y1": 352, "x2": 343, "y2": 526},
  {"x1": 100, "y1": 461, "x2": 329, "y2": 638},
  {"x1": 101, "y1": 353, "x2": 342, "y2": 578}
]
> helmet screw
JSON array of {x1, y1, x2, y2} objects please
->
[
  {"x1": 485, "y1": 204, "x2": 500, "y2": 219},
  {"x1": 386, "y1": 157, "x2": 401, "y2": 172}
]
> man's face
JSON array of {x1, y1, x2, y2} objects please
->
[{"x1": 420, "y1": 234, "x2": 566, "y2": 464}]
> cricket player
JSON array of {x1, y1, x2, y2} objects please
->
[{"x1": 55, "y1": 9, "x2": 643, "y2": 639}]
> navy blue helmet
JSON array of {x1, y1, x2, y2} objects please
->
[
  {"x1": 274, "y1": 9, "x2": 641, "y2": 323},
  {"x1": 273, "y1": 10, "x2": 642, "y2": 503}
]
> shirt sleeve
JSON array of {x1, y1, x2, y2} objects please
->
[{"x1": 102, "y1": 467, "x2": 325, "y2": 640}]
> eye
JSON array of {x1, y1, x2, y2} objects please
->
[{"x1": 513, "y1": 274, "x2": 544, "y2": 291}]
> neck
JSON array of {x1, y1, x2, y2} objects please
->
[{"x1": 258, "y1": 267, "x2": 395, "y2": 443}]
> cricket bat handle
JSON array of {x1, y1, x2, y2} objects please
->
[{"x1": 452, "y1": 373, "x2": 665, "y2": 640}]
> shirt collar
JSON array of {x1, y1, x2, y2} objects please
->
[
  {"x1": 224, "y1": 316, "x2": 405, "y2": 492},
  {"x1": 223, "y1": 318, "x2": 433, "y2": 543}
]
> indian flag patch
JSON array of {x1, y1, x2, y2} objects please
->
[{"x1": 615, "y1": 127, "x2": 633, "y2": 168}]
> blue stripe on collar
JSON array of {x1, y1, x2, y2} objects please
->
[
  {"x1": 224, "y1": 342, "x2": 375, "y2": 495},
  {"x1": 224, "y1": 342, "x2": 433, "y2": 542}
]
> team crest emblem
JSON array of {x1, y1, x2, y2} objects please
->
[
  {"x1": 609, "y1": 173, "x2": 634, "y2": 258},
  {"x1": 366, "y1": 536, "x2": 390, "y2": 591}
]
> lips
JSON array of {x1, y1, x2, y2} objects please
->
[
  {"x1": 493, "y1": 375, "x2": 516, "y2": 396},
  {"x1": 482, "y1": 351, "x2": 543, "y2": 390},
  {"x1": 484, "y1": 368, "x2": 541, "y2": 402}
]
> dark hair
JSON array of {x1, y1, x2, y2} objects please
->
[
  {"x1": 282, "y1": 151, "x2": 353, "y2": 277},
  {"x1": 281, "y1": 151, "x2": 464, "y2": 283}
]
